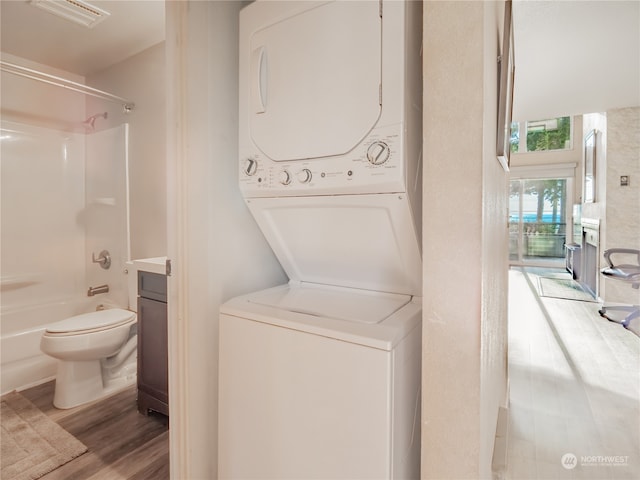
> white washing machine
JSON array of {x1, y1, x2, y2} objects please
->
[
  {"x1": 219, "y1": 284, "x2": 422, "y2": 479},
  {"x1": 219, "y1": 1, "x2": 423, "y2": 478}
]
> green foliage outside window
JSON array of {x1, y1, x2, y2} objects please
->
[{"x1": 510, "y1": 116, "x2": 572, "y2": 153}]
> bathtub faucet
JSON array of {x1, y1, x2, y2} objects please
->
[{"x1": 87, "y1": 284, "x2": 109, "y2": 297}]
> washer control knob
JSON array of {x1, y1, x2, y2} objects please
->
[
  {"x1": 279, "y1": 170, "x2": 292, "y2": 185},
  {"x1": 243, "y1": 158, "x2": 258, "y2": 176},
  {"x1": 366, "y1": 141, "x2": 390, "y2": 165},
  {"x1": 297, "y1": 168, "x2": 312, "y2": 184}
]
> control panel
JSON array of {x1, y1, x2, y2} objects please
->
[{"x1": 239, "y1": 124, "x2": 406, "y2": 197}]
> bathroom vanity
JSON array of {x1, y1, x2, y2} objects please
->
[{"x1": 136, "y1": 263, "x2": 168, "y2": 417}]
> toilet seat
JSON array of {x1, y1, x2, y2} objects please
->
[{"x1": 45, "y1": 308, "x2": 136, "y2": 336}]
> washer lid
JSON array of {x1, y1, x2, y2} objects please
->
[
  {"x1": 248, "y1": 282, "x2": 411, "y2": 325},
  {"x1": 246, "y1": 193, "x2": 422, "y2": 296},
  {"x1": 221, "y1": 283, "x2": 422, "y2": 351},
  {"x1": 46, "y1": 308, "x2": 135, "y2": 334}
]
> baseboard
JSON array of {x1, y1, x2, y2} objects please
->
[{"x1": 492, "y1": 381, "x2": 510, "y2": 479}]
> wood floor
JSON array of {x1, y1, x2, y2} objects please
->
[
  {"x1": 14, "y1": 267, "x2": 637, "y2": 480},
  {"x1": 19, "y1": 381, "x2": 169, "y2": 480},
  {"x1": 505, "y1": 267, "x2": 640, "y2": 480}
]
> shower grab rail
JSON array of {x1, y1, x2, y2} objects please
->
[{"x1": 0, "y1": 60, "x2": 135, "y2": 112}]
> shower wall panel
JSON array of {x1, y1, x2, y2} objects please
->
[
  {"x1": 84, "y1": 124, "x2": 130, "y2": 308},
  {"x1": 1, "y1": 122, "x2": 86, "y2": 309},
  {"x1": 1, "y1": 55, "x2": 132, "y2": 310}
]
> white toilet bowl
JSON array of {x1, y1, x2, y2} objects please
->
[{"x1": 40, "y1": 308, "x2": 137, "y2": 409}]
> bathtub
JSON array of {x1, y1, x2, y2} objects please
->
[{"x1": 1, "y1": 296, "x2": 122, "y2": 394}]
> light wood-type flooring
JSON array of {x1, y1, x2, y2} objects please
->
[
  {"x1": 19, "y1": 381, "x2": 169, "y2": 480},
  {"x1": 16, "y1": 267, "x2": 638, "y2": 479},
  {"x1": 505, "y1": 267, "x2": 640, "y2": 480}
]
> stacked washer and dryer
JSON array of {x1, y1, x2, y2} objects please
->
[{"x1": 219, "y1": 1, "x2": 423, "y2": 478}]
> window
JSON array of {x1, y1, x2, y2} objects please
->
[
  {"x1": 510, "y1": 116, "x2": 572, "y2": 153},
  {"x1": 509, "y1": 178, "x2": 568, "y2": 264}
]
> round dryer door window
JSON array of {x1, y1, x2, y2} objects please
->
[{"x1": 248, "y1": 1, "x2": 381, "y2": 162}]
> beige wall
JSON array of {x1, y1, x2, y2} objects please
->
[
  {"x1": 602, "y1": 107, "x2": 640, "y2": 304},
  {"x1": 422, "y1": 1, "x2": 509, "y2": 478},
  {"x1": 581, "y1": 112, "x2": 607, "y2": 222},
  {"x1": 87, "y1": 43, "x2": 167, "y2": 260}
]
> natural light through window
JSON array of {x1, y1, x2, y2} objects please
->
[
  {"x1": 510, "y1": 116, "x2": 572, "y2": 153},
  {"x1": 509, "y1": 178, "x2": 568, "y2": 263}
]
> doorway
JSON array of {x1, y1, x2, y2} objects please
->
[{"x1": 509, "y1": 178, "x2": 570, "y2": 267}]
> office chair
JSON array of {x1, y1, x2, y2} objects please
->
[{"x1": 598, "y1": 248, "x2": 640, "y2": 328}]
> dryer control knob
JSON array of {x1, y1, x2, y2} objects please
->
[
  {"x1": 279, "y1": 170, "x2": 292, "y2": 185},
  {"x1": 243, "y1": 158, "x2": 258, "y2": 176},
  {"x1": 297, "y1": 168, "x2": 312, "y2": 184},
  {"x1": 366, "y1": 141, "x2": 390, "y2": 165}
]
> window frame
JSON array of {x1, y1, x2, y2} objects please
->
[{"x1": 510, "y1": 116, "x2": 574, "y2": 154}]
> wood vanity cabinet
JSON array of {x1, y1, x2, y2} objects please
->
[{"x1": 137, "y1": 271, "x2": 169, "y2": 417}]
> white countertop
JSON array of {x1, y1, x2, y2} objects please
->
[{"x1": 133, "y1": 256, "x2": 168, "y2": 275}]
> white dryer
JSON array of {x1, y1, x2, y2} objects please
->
[{"x1": 219, "y1": 1, "x2": 423, "y2": 478}]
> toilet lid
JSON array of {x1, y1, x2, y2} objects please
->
[{"x1": 46, "y1": 308, "x2": 136, "y2": 334}]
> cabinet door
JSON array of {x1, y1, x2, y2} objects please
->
[{"x1": 138, "y1": 297, "x2": 168, "y2": 404}]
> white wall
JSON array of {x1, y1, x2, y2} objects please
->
[
  {"x1": 166, "y1": 1, "x2": 286, "y2": 477},
  {"x1": 0, "y1": 123, "x2": 86, "y2": 307},
  {"x1": 0, "y1": 53, "x2": 85, "y2": 129},
  {"x1": 1, "y1": 55, "x2": 87, "y2": 308},
  {"x1": 87, "y1": 43, "x2": 167, "y2": 260},
  {"x1": 512, "y1": 1, "x2": 640, "y2": 122},
  {"x1": 422, "y1": 1, "x2": 509, "y2": 478}
]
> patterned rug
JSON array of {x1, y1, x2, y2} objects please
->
[
  {"x1": 538, "y1": 276, "x2": 597, "y2": 302},
  {"x1": 1, "y1": 391, "x2": 87, "y2": 480}
]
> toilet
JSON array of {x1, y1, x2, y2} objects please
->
[{"x1": 40, "y1": 269, "x2": 139, "y2": 409}]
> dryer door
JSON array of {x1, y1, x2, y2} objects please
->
[{"x1": 243, "y1": 1, "x2": 381, "y2": 162}]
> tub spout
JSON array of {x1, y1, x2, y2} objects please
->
[{"x1": 87, "y1": 284, "x2": 109, "y2": 296}]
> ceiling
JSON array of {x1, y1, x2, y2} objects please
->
[
  {"x1": 512, "y1": 0, "x2": 639, "y2": 121},
  {"x1": 0, "y1": 0, "x2": 165, "y2": 76},
  {"x1": 1, "y1": 0, "x2": 638, "y2": 121}
]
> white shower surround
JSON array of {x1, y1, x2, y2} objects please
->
[{"x1": 1, "y1": 107, "x2": 131, "y2": 393}]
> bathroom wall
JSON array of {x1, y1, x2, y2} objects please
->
[
  {"x1": 83, "y1": 125, "x2": 130, "y2": 308},
  {"x1": 1, "y1": 52, "x2": 133, "y2": 395},
  {"x1": 1, "y1": 54, "x2": 87, "y2": 309},
  {"x1": 422, "y1": 1, "x2": 509, "y2": 478},
  {"x1": 86, "y1": 43, "x2": 167, "y2": 261},
  {"x1": 0, "y1": 53, "x2": 85, "y2": 130}
]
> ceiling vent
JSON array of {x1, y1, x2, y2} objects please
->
[{"x1": 30, "y1": 0, "x2": 110, "y2": 29}]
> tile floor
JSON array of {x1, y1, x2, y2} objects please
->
[{"x1": 505, "y1": 267, "x2": 640, "y2": 480}]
